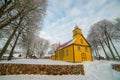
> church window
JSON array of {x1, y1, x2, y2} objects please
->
[
  {"x1": 62, "y1": 50, "x2": 64, "y2": 56},
  {"x1": 78, "y1": 46, "x2": 80, "y2": 51},
  {"x1": 66, "y1": 49, "x2": 68, "y2": 56},
  {"x1": 85, "y1": 47, "x2": 88, "y2": 52}
]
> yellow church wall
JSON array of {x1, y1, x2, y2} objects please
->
[
  {"x1": 86, "y1": 47, "x2": 93, "y2": 61},
  {"x1": 54, "y1": 51, "x2": 58, "y2": 60},
  {"x1": 55, "y1": 50, "x2": 61, "y2": 60},
  {"x1": 74, "y1": 45, "x2": 92, "y2": 62},
  {"x1": 74, "y1": 45, "x2": 82, "y2": 62},
  {"x1": 55, "y1": 38, "x2": 92, "y2": 62},
  {"x1": 51, "y1": 55, "x2": 55, "y2": 60},
  {"x1": 55, "y1": 45, "x2": 74, "y2": 62},
  {"x1": 62, "y1": 45, "x2": 74, "y2": 62}
]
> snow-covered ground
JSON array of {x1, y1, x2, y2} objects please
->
[
  {"x1": 0, "y1": 59, "x2": 120, "y2": 80},
  {"x1": 0, "y1": 59, "x2": 82, "y2": 65}
]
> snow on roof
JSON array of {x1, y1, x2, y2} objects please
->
[{"x1": 57, "y1": 39, "x2": 76, "y2": 50}]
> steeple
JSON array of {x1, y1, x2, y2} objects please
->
[{"x1": 72, "y1": 25, "x2": 82, "y2": 39}]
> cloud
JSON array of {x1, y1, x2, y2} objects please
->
[
  {"x1": 67, "y1": 7, "x2": 81, "y2": 17},
  {"x1": 41, "y1": 0, "x2": 120, "y2": 44},
  {"x1": 39, "y1": 31, "x2": 51, "y2": 40}
]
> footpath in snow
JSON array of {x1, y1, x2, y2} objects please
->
[{"x1": 0, "y1": 59, "x2": 120, "y2": 80}]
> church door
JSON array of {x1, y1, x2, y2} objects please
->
[{"x1": 81, "y1": 53, "x2": 87, "y2": 61}]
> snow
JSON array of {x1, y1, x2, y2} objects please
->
[
  {"x1": 83, "y1": 60, "x2": 120, "y2": 80},
  {"x1": 0, "y1": 59, "x2": 82, "y2": 65},
  {"x1": 0, "y1": 75, "x2": 85, "y2": 80},
  {"x1": 0, "y1": 59, "x2": 120, "y2": 80},
  {"x1": 2, "y1": 54, "x2": 19, "y2": 57}
]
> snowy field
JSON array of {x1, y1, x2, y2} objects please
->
[{"x1": 0, "y1": 59, "x2": 120, "y2": 80}]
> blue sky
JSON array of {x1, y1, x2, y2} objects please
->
[{"x1": 39, "y1": 0, "x2": 120, "y2": 44}]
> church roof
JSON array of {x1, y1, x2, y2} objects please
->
[{"x1": 57, "y1": 39, "x2": 76, "y2": 50}]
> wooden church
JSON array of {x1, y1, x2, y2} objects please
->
[{"x1": 51, "y1": 26, "x2": 93, "y2": 62}]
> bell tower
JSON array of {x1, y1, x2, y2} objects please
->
[{"x1": 72, "y1": 26, "x2": 82, "y2": 39}]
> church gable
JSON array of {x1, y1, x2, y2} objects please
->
[
  {"x1": 73, "y1": 34, "x2": 90, "y2": 46},
  {"x1": 72, "y1": 26, "x2": 90, "y2": 46}
]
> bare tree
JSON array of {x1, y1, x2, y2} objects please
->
[
  {"x1": 0, "y1": 16, "x2": 24, "y2": 59},
  {"x1": 37, "y1": 38, "x2": 50, "y2": 58},
  {"x1": 87, "y1": 19, "x2": 120, "y2": 60},
  {"x1": 0, "y1": 0, "x2": 47, "y2": 59},
  {"x1": 48, "y1": 43, "x2": 58, "y2": 56}
]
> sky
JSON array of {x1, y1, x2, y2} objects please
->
[{"x1": 39, "y1": 0, "x2": 120, "y2": 44}]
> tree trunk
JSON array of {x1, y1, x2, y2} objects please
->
[
  {"x1": 94, "y1": 40, "x2": 100, "y2": 59},
  {"x1": 104, "y1": 39, "x2": 115, "y2": 60},
  {"x1": 96, "y1": 47, "x2": 100, "y2": 60},
  {"x1": 94, "y1": 50, "x2": 97, "y2": 57},
  {"x1": 26, "y1": 40, "x2": 30, "y2": 58},
  {"x1": 0, "y1": 16, "x2": 23, "y2": 59},
  {"x1": 0, "y1": 26, "x2": 19, "y2": 59},
  {"x1": 40, "y1": 51, "x2": 43, "y2": 58},
  {"x1": 26, "y1": 48, "x2": 29, "y2": 58},
  {"x1": 32, "y1": 44, "x2": 36, "y2": 55},
  {"x1": 92, "y1": 44, "x2": 98, "y2": 59},
  {"x1": 99, "y1": 40, "x2": 109, "y2": 60},
  {"x1": 8, "y1": 25, "x2": 25, "y2": 60},
  {"x1": 107, "y1": 32, "x2": 120, "y2": 60},
  {"x1": 110, "y1": 40, "x2": 120, "y2": 60},
  {"x1": 92, "y1": 48, "x2": 96, "y2": 57},
  {"x1": 7, "y1": 32, "x2": 20, "y2": 60},
  {"x1": 94, "y1": 49, "x2": 97, "y2": 56},
  {"x1": 104, "y1": 31, "x2": 115, "y2": 60}
]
